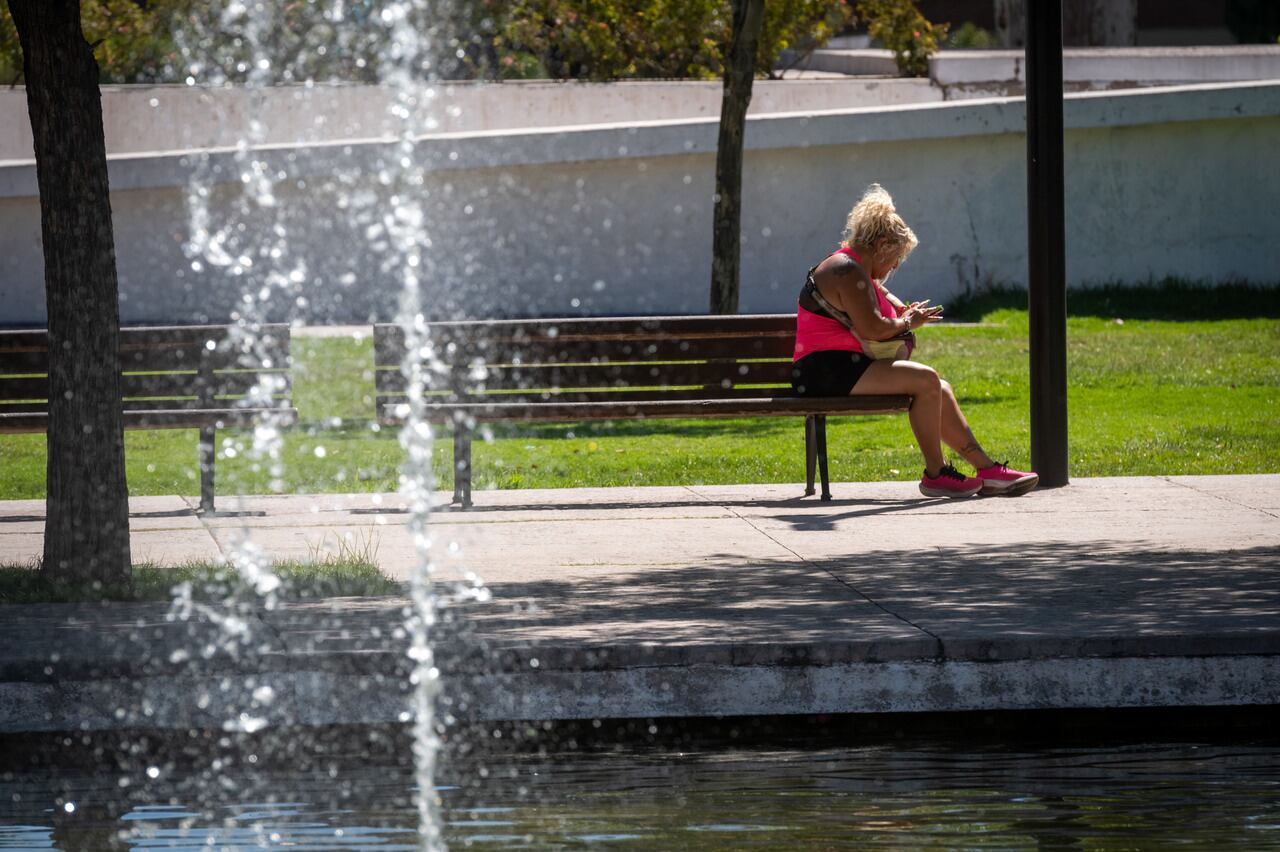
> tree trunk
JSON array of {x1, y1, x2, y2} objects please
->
[
  {"x1": 1063, "y1": 0, "x2": 1137, "y2": 46},
  {"x1": 709, "y1": 0, "x2": 764, "y2": 315},
  {"x1": 994, "y1": 0, "x2": 1025, "y2": 47},
  {"x1": 10, "y1": 0, "x2": 131, "y2": 584}
]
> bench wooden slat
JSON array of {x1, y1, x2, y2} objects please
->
[
  {"x1": 0, "y1": 407, "x2": 298, "y2": 435},
  {"x1": 0, "y1": 401, "x2": 48, "y2": 414},
  {"x1": 386, "y1": 335, "x2": 796, "y2": 367},
  {"x1": 0, "y1": 376, "x2": 47, "y2": 399},
  {"x1": 1, "y1": 325, "x2": 291, "y2": 367},
  {"x1": 0, "y1": 350, "x2": 284, "y2": 374},
  {"x1": 0, "y1": 371, "x2": 290, "y2": 401},
  {"x1": 122, "y1": 370, "x2": 291, "y2": 399},
  {"x1": 0, "y1": 324, "x2": 294, "y2": 347},
  {"x1": 2, "y1": 397, "x2": 297, "y2": 414},
  {"x1": 381, "y1": 395, "x2": 909, "y2": 424},
  {"x1": 373, "y1": 359, "x2": 794, "y2": 395},
  {"x1": 375, "y1": 314, "x2": 794, "y2": 351},
  {"x1": 376, "y1": 386, "x2": 790, "y2": 407}
]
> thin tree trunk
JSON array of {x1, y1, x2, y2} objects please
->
[
  {"x1": 994, "y1": 0, "x2": 1025, "y2": 48},
  {"x1": 709, "y1": 0, "x2": 764, "y2": 315},
  {"x1": 10, "y1": 0, "x2": 131, "y2": 584},
  {"x1": 1076, "y1": 0, "x2": 1137, "y2": 46}
]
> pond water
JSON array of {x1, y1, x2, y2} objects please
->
[{"x1": 3, "y1": 723, "x2": 1279, "y2": 849}]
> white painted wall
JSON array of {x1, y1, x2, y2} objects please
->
[
  {"x1": 0, "y1": 78, "x2": 940, "y2": 162},
  {"x1": 1, "y1": 81, "x2": 1276, "y2": 325}
]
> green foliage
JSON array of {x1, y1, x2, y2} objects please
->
[
  {"x1": 761, "y1": 0, "x2": 853, "y2": 77},
  {"x1": 946, "y1": 21, "x2": 996, "y2": 49},
  {"x1": 1, "y1": 0, "x2": 188, "y2": 84},
  {"x1": 0, "y1": 8, "x2": 15, "y2": 83},
  {"x1": 856, "y1": 0, "x2": 948, "y2": 77},
  {"x1": 496, "y1": 0, "x2": 851, "y2": 81},
  {"x1": 2, "y1": 0, "x2": 849, "y2": 85}
]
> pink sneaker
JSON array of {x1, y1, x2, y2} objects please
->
[
  {"x1": 920, "y1": 465, "x2": 983, "y2": 498},
  {"x1": 976, "y1": 461, "x2": 1039, "y2": 496}
]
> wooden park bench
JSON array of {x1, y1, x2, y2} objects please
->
[
  {"x1": 374, "y1": 315, "x2": 910, "y2": 508},
  {"x1": 0, "y1": 324, "x2": 297, "y2": 513}
]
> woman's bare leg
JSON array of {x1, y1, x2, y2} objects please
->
[
  {"x1": 850, "y1": 360, "x2": 946, "y2": 475},
  {"x1": 939, "y1": 379, "x2": 995, "y2": 470}
]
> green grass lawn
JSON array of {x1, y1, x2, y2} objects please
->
[{"x1": 2, "y1": 288, "x2": 1278, "y2": 500}]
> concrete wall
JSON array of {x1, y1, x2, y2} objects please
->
[
  {"x1": 0, "y1": 78, "x2": 940, "y2": 162},
  {"x1": 5, "y1": 46, "x2": 1276, "y2": 161},
  {"x1": 1, "y1": 80, "x2": 1277, "y2": 325}
]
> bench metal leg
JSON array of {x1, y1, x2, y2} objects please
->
[
  {"x1": 815, "y1": 415, "x2": 832, "y2": 501},
  {"x1": 452, "y1": 422, "x2": 473, "y2": 509},
  {"x1": 804, "y1": 415, "x2": 817, "y2": 496},
  {"x1": 198, "y1": 425, "x2": 216, "y2": 514}
]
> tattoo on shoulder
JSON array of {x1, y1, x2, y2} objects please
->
[{"x1": 830, "y1": 257, "x2": 859, "y2": 277}]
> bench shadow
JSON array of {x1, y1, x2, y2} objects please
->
[
  {"x1": 423, "y1": 492, "x2": 943, "y2": 520},
  {"x1": 197, "y1": 510, "x2": 268, "y2": 518},
  {"x1": 769, "y1": 499, "x2": 951, "y2": 530},
  {"x1": 132, "y1": 509, "x2": 198, "y2": 519},
  {"x1": 0, "y1": 508, "x2": 202, "y2": 523}
]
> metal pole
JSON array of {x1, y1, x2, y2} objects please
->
[{"x1": 1025, "y1": 0, "x2": 1069, "y2": 487}]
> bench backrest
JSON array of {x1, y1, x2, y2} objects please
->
[
  {"x1": 374, "y1": 315, "x2": 796, "y2": 414},
  {"x1": 0, "y1": 324, "x2": 293, "y2": 417}
]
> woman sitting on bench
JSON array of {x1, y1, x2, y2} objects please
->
[{"x1": 791, "y1": 184, "x2": 1038, "y2": 498}]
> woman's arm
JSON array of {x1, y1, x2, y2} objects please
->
[
  {"x1": 881, "y1": 286, "x2": 908, "y2": 316},
  {"x1": 814, "y1": 256, "x2": 938, "y2": 340}
]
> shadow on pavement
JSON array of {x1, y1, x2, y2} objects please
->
[{"x1": 455, "y1": 541, "x2": 1280, "y2": 647}]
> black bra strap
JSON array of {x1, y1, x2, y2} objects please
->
[{"x1": 804, "y1": 269, "x2": 856, "y2": 333}]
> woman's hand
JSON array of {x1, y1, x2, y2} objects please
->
[{"x1": 902, "y1": 300, "x2": 944, "y2": 329}]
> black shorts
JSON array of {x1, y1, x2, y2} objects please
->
[{"x1": 791, "y1": 350, "x2": 874, "y2": 397}]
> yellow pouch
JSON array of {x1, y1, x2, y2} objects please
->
[{"x1": 864, "y1": 332, "x2": 915, "y2": 361}]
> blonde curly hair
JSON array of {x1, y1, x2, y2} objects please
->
[{"x1": 840, "y1": 184, "x2": 918, "y2": 263}]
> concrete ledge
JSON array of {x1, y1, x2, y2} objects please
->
[
  {"x1": 784, "y1": 48, "x2": 900, "y2": 77},
  {"x1": 931, "y1": 45, "x2": 1280, "y2": 86},
  {"x1": 475, "y1": 656, "x2": 1280, "y2": 721},
  {"x1": 5, "y1": 651, "x2": 1277, "y2": 732}
]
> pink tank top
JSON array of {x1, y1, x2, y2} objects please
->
[{"x1": 793, "y1": 247, "x2": 898, "y2": 361}]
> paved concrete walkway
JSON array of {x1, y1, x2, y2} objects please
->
[{"x1": 2, "y1": 475, "x2": 1278, "y2": 732}]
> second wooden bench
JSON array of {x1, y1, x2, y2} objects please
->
[{"x1": 0, "y1": 324, "x2": 297, "y2": 513}]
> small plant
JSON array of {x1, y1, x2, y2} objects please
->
[
  {"x1": 947, "y1": 21, "x2": 996, "y2": 49},
  {"x1": 856, "y1": 0, "x2": 949, "y2": 77}
]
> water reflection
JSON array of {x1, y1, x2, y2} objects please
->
[{"x1": 3, "y1": 733, "x2": 1279, "y2": 849}]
